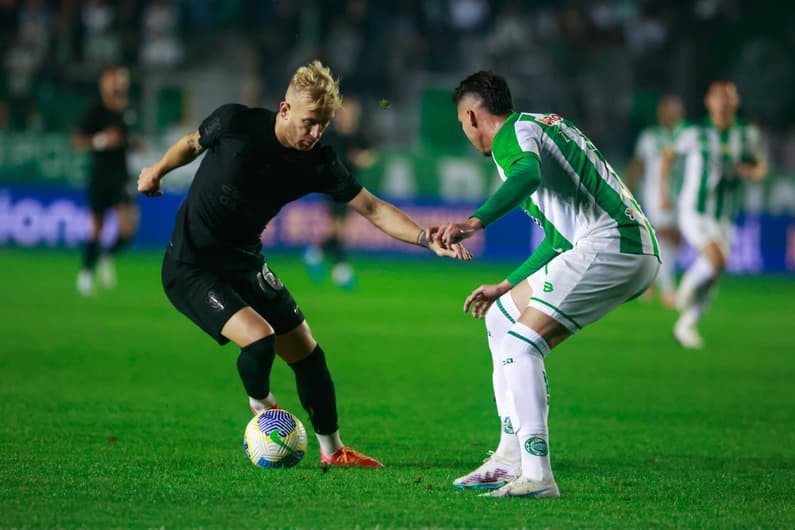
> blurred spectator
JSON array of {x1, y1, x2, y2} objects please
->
[
  {"x1": 139, "y1": 0, "x2": 182, "y2": 70},
  {"x1": 80, "y1": 0, "x2": 121, "y2": 67},
  {"x1": 0, "y1": 0, "x2": 18, "y2": 52}
]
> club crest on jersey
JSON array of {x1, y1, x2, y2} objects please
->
[
  {"x1": 536, "y1": 113, "x2": 563, "y2": 126},
  {"x1": 624, "y1": 207, "x2": 636, "y2": 220},
  {"x1": 207, "y1": 290, "x2": 225, "y2": 312}
]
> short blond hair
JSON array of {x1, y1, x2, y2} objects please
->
[{"x1": 288, "y1": 60, "x2": 342, "y2": 115}]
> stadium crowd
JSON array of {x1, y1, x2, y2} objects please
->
[{"x1": 1, "y1": 0, "x2": 794, "y2": 168}]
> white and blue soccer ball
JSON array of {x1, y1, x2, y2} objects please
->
[{"x1": 243, "y1": 409, "x2": 307, "y2": 468}]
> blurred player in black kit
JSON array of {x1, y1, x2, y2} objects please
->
[
  {"x1": 303, "y1": 95, "x2": 376, "y2": 289},
  {"x1": 73, "y1": 65, "x2": 138, "y2": 296},
  {"x1": 137, "y1": 61, "x2": 470, "y2": 467}
]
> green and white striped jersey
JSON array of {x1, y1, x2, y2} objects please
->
[
  {"x1": 634, "y1": 125, "x2": 676, "y2": 210},
  {"x1": 674, "y1": 117, "x2": 763, "y2": 221},
  {"x1": 491, "y1": 112, "x2": 658, "y2": 257}
]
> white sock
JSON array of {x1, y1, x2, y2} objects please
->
[
  {"x1": 484, "y1": 292, "x2": 521, "y2": 462},
  {"x1": 500, "y1": 322, "x2": 554, "y2": 482},
  {"x1": 656, "y1": 238, "x2": 677, "y2": 296},
  {"x1": 317, "y1": 431, "x2": 343, "y2": 456},
  {"x1": 683, "y1": 280, "x2": 717, "y2": 323},
  {"x1": 677, "y1": 255, "x2": 716, "y2": 312},
  {"x1": 249, "y1": 392, "x2": 277, "y2": 413}
]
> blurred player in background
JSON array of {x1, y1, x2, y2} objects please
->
[
  {"x1": 661, "y1": 80, "x2": 766, "y2": 349},
  {"x1": 72, "y1": 65, "x2": 138, "y2": 296},
  {"x1": 137, "y1": 61, "x2": 469, "y2": 468},
  {"x1": 303, "y1": 95, "x2": 376, "y2": 289},
  {"x1": 429, "y1": 71, "x2": 659, "y2": 498},
  {"x1": 626, "y1": 95, "x2": 685, "y2": 308}
]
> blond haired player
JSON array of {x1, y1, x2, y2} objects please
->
[
  {"x1": 429, "y1": 71, "x2": 659, "y2": 498},
  {"x1": 661, "y1": 81, "x2": 766, "y2": 349},
  {"x1": 138, "y1": 61, "x2": 469, "y2": 467}
]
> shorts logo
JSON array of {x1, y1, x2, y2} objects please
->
[
  {"x1": 502, "y1": 417, "x2": 515, "y2": 434},
  {"x1": 207, "y1": 290, "x2": 225, "y2": 312},
  {"x1": 525, "y1": 436, "x2": 548, "y2": 456},
  {"x1": 543, "y1": 282, "x2": 554, "y2": 292},
  {"x1": 502, "y1": 358, "x2": 514, "y2": 366}
]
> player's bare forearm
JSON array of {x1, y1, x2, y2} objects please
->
[
  {"x1": 349, "y1": 189, "x2": 420, "y2": 244},
  {"x1": 737, "y1": 159, "x2": 767, "y2": 182},
  {"x1": 625, "y1": 158, "x2": 643, "y2": 194},
  {"x1": 156, "y1": 130, "x2": 204, "y2": 176},
  {"x1": 139, "y1": 130, "x2": 204, "y2": 197},
  {"x1": 138, "y1": 131, "x2": 204, "y2": 197},
  {"x1": 71, "y1": 132, "x2": 93, "y2": 151},
  {"x1": 659, "y1": 148, "x2": 676, "y2": 209},
  {"x1": 349, "y1": 188, "x2": 471, "y2": 260}
]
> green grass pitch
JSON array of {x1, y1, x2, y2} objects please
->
[{"x1": 1, "y1": 248, "x2": 794, "y2": 528}]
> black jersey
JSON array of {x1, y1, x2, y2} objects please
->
[
  {"x1": 170, "y1": 104, "x2": 363, "y2": 272},
  {"x1": 77, "y1": 102, "x2": 130, "y2": 187}
]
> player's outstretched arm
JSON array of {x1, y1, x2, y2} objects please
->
[
  {"x1": 347, "y1": 188, "x2": 471, "y2": 260},
  {"x1": 138, "y1": 130, "x2": 204, "y2": 197}
]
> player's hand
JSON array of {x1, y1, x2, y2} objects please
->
[
  {"x1": 736, "y1": 162, "x2": 764, "y2": 182},
  {"x1": 138, "y1": 166, "x2": 163, "y2": 197},
  {"x1": 104, "y1": 126, "x2": 124, "y2": 149},
  {"x1": 463, "y1": 281, "x2": 512, "y2": 319},
  {"x1": 428, "y1": 240, "x2": 472, "y2": 261},
  {"x1": 428, "y1": 219, "x2": 482, "y2": 249}
]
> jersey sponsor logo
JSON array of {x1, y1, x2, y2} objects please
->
[
  {"x1": 536, "y1": 113, "x2": 563, "y2": 126},
  {"x1": 524, "y1": 436, "x2": 549, "y2": 456},
  {"x1": 543, "y1": 281, "x2": 554, "y2": 293}
]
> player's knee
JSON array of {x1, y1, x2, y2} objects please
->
[
  {"x1": 276, "y1": 322, "x2": 317, "y2": 363},
  {"x1": 485, "y1": 293, "x2": 520, "y2": 331},
  {"x1": 503, "y1": 322, "x2": 551, "y2": 360}
]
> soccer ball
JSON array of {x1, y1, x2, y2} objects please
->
[{"x1": 243, "y1": 409, "x2": 307, "y2": 468}]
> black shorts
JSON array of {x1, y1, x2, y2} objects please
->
[
  {"x1": 88, "y1": 183, "x2": 133, "y2": 214},
  {"x1": 161, "y1": 249, "x2": 305, "y2": 345}
]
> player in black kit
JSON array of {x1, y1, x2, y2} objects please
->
[
  {"x1": 73, "y1": 65, "x2": 138, "y2": 296},
  {"x1": 137, "y1": 61, "x2": 469, "y2": 467}
]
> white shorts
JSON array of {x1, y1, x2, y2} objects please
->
[
  {"x1": 525, "y1": 241, "x2": 660, "y2": 334},
  {"x1": 678, "y1": 211, "x2": 734, "y2": 255}
]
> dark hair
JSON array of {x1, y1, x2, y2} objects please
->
[{"x1": 452, "y1": 71, "x2": 514, "y2": 115}]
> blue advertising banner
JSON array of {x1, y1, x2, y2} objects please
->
[{"x1": 1, "y1": 186, "x2": 793, "y2": 274}]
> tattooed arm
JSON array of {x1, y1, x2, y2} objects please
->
[{"x1": 137, "y1": 130, "x2": 204, "y2": 197}]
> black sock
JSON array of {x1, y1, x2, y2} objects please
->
[
  {"x1": 109, "y1": 235, "x2": 132, "y2": 256},
  {"x1": 321, "y1": 236, "x2": 346, "y2": 265},
  {"x1": 82, "y1": 240, "x2": 101, "y2": 270},
  {"x1": 289, "y1": 345, "x2": 338, "y2": 434},
  {"x1": 236, "y1": 335, "x2": 277, "y2": 399}
]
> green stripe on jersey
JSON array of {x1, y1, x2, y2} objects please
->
[
  {"x1": 697, "y1": 128, "x2": 710, "y2": 214},
  {"x1": 525, "y1": 115, "x2": 647, "y2": 255}
]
